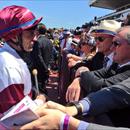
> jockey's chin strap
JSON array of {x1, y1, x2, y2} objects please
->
[{"x1": 7, "y1": 33, "x2": 24, "y2": 51}]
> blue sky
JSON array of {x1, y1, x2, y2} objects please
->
[{"x1": 0, "y1": 0, "x2": 112, "y2": 29}]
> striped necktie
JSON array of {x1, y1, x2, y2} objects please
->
[{"x1": 103, "y1": 56, "x2": 109, "y2": 67}]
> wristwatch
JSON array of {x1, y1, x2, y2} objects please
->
[{"x1": 67, "y1": 101, "x2": 82, "y2": 115}]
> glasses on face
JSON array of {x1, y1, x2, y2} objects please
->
[
  {"x1": 112, "y1": 40, "x2": 122, "y2": 47},
  {"x1": 95, "y1": 35, "x2": 113, "y2": 42},
  {"x1": 95, "y1": 37, "x2": 106, "y2": 42}
]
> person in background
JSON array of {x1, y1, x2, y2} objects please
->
[
  {"x1": 67, "y1": 37, "x2": 80, "y2": 55},
  {"x1": 68, "y1": 20, "x2": 121, "y2": 75},
  {"x1": 31, "y1": 23, "x2": 53, "y2": 95},
  {"x1": 0, "y1": 5, "x2": 45, "y2": 114},
  {"x1": 67, "y1": 25, "x2": 130, "y2": 102},
  {"x1": 68, "y1": 36, "x2": 96, "y2": 68},
  {"x1": 66, "y1": 20, "x2": 122, "y2": 102},
  {"x1": 60, "y1": 30, "x2": 72, "y2": 53},
  {"x1": 59, "y1": 20, "x2": 121, "y2": 104}
]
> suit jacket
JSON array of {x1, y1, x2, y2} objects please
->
[
  {"x1": 80, "y1": 62, "x2": 130, "y2": 94},
  {"x1": 31, "y1": 35, "x2": 53, "y2": 81},
  {"x1": 84, "y1": 78, "x2": 130, "y2": 127},
  {"x1": 72, "y1": 52, "x2": 104, "y2": 71}
]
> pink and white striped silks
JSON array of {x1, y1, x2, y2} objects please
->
[{"x1": 0, "y1": 43, "x2": 32, "y2": 113}]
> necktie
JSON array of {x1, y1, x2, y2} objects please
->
[
  {"x1": 103, "y1": 57, "x2": 109, "y2": 67},
  {"x1": 63, "y1": 39, "x2": 67, "y2": 49}
]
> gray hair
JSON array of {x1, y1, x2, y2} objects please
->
[{"x1": 117, "y1": 26, "x2": 130, "y2": 44}]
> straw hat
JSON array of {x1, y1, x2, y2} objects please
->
[{"x1": 94, "y1": 20, "x2": 121, "y2": 36}]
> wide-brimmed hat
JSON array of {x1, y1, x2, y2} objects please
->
[
  {"x1": 71, "y1": 38, "x2": 80, "y2": 46},
  {"x1": 93, "y1": 20, "x2": 121, "y2": 36},
  {"x1": 63, "y1": 30, "x2": 71, "y2": 35},
  {"x1": 80, "y1": 36, "x2": 96, "y2": 47}
]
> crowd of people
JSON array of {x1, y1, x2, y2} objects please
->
[{"x1": 0, "y1": 4, "x2": 130, "y2": 130}]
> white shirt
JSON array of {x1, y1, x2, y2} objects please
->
[
  {"x1": 106, "y1": 52, "x2": 113, "y2": 68},
  {"x1": 60, "y1": 37, "x2": 72, "y2": 50}
]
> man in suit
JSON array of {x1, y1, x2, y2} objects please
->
[
  {"x1": 66, "y1": 26, "x2": 130, "y2": 102},
  {"x1": 69, "y1": 20, "x2": 121, "y2": 74},
  {"x1": 60, "y1": 20, "x2": 121, "y2": 104},
  {"x1": 31, "y1": 23, "x2": 53, "y2": 95}
]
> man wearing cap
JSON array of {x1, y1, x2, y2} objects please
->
[
  {"x1": 60, "y1": 30, "x2": 72, "y2": 52},
  {"x1": 67, "y1": 38, "x2": 79, "y2": 55},
  {"x1": 66, "y1": 22, "x2": 130, "y2": 103},
  {"x1": 0, "y1": 5, "x2": 45, "y2": 113}
]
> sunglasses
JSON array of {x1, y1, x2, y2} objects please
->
[
  {"x1": 95, "y1": 35, "x2": 113, "y2": 42},
  {"x1": 112, "y1": 40, "x2": 122, "y2": 47},
  {"x1": 95, "y1": 37, "x2": 106, "y2": 42}
]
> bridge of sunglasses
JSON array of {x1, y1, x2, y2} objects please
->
[{"x1": 95, "y1": 36, "x2": 112, "y2": 42}]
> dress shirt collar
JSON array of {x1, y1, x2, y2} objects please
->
[
  {"x1": 119, "y1": 61, "x2": 130, "y2": 68},
  {"x1": 105, "y1": 52, "x2": 113, "y2": 68}
]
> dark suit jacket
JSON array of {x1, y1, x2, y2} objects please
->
[
  {"x1": 80, "y1": 62, "x2": 130, "y2": 94},
  {"x1": 72, "y1": 52, "x2": 104, "y2": 71},
  {"x1": 31, "y1": 35, "x2": 53, "y2": 82},
  {"x1": 85, "y1": 78, "x2": 130, "y2": 127}
]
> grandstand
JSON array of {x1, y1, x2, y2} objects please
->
[{"x1": 89, "y1": 0, "x2": 130, "y2": 22}]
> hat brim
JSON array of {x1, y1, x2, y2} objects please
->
[
  {"x1": 95, "y1": 29, "x2": 116, "y2": 36},
  {"x1": 24, "y1": 17, "x2": 43, "y2": 30}
]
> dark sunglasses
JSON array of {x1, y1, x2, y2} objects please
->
[
  {"x1": 112, "y1": 40, "x2": 122, "y2": 47},
  {"x1": 95, "y1": 37, "x2": 106, "y2": 42}
]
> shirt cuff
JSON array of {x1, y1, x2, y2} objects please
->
[
  {"x1": 34, "y1": 99, "x2": 44, "y2": 106},
  {"x1": 79, "y1": 98, "x2": 90, "y2": 115},
  {"x1": 77, "y1": 121, "x2": 89, "y2": 130}
]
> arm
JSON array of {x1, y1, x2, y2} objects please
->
[
  {"x1": 65, "y1": 68, "x2": 109, "y2": 102},
  {"x1": 79, "y1": 68, "x2": 108, "y2": 93},
  {"x1": 67, "y1": 53, "x2": 83, "y2": 61},
  {"x1": 80, "y1": 81, "x2": 130, "y2": 116},
  {"x1": 66, "y1": 77, "x2": 81, "y2": 102},
  {"x1": 12, "y1": 108, "x2": 80, "y2": 130},
  {"x1": 80, "y1": 67, "x2": 130, "y2": 93},
  {"x1": 39, "y1": 79, "x2": 130, "y2": 117},
  {"x1": 11, "y1": 107, "x2": 129, "y2": 130}
]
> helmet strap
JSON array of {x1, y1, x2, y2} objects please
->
[{"x1": 7, "y1": 33, "x2": 24, "y2": 51}]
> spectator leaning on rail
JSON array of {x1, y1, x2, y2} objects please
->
[
  {"x1": 66, "y1": 20, "x2": 123, "y2": 102},
  {"x1": 0, "y1": 5, "x2": 45, "y2": 114}
]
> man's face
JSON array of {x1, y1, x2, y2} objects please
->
[
  {"x1": 112, "y1": 30, "x2": 130, "y2": 64},
  {"x1": 81, "y1": 43, "x2": 91, "y2": 53},
  {"x1": 22, "y1": 30, "x2": 35, "y2": 52},
  {"x1": 95, "y1": 33, "x2": 113, "y2": 55}
]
